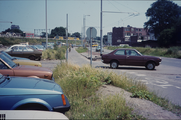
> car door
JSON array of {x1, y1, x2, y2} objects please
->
[
  {"x1": 9, "y1": 46, "x2": 24, "y2": 58},
  {"x1": 125, "y1": 50, "x2": 144, "y2": 66},
  {"x1": 22, "y1": 46, "x2": 34, "y2": 58},
  {"x1": 113, "y1": 49, "x2": 126, "y2": 65}
]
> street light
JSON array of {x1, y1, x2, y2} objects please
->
[{"x1": 83, "y1": 15, "x2": 90, "y2": 46}]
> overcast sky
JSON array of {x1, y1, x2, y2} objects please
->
[{"x1": 0, "y1": 0, "x2": 181, "y2": 37}]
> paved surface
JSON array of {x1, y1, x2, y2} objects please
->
[{"x1": 68, "y1": 47, "x2": 181, "y2": 106}]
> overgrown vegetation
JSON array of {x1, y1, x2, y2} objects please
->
[
  {"x1": 53, "y1": 62, "x2": 146, "y2": 119},
  {"x1": 76, "y1": 47, "x2": 88, "y2": 53},
  {"x1": 41, "y1": 46, "x2": 66, "y2": 60},
  {"x1": 107, "y1": 46, "x2": 181, "y2": 58},
  {"x1": 0, "y1": 37, "x2": 81, "y2": 46}
]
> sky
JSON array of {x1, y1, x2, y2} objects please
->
[{"x1": 0, "y1": 0, "x2": 181, "y2": 37}]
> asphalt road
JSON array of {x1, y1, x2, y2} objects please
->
[{"x1": 69, "y1": 47, "x2": 181, "y2": 106}]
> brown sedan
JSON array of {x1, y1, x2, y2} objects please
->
[
  {"x1": 101, "y1": 48, "x2": 162, "y2": 70},
  {"x1": 5, "y1": 45, "x2": 42, "y2": 60},
  {"x1": 0, "y1": 53, "x2": 54, "y2": 80}
]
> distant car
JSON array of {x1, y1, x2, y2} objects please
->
[
  {"x1": 0, "y1": 53, "x2": 53, "y2": 80},
  {"x1": 4, "y1": 44, "x2": 26, "y2": 52},
  {"x1": 29, "y1": 45, "x2": 45, "y2": 52},
  {"x1": 5, "y1": 45, "x2": 42, "y2": 60},
  {"x1": 1, "y1": 51, "x2": 42, "y2": 67},
  {"x1": 92, "y1": 44, "x2": 98, "y2": 47},
  {"x1": 0, "y1": 74, "x2": 70, "y2": 113},
  {"x1": 101, "y1": 48, "x2": 162, "y2": 70},
  {"x1": 96, "y1": 46, "x2": 104, "y2": 52}
]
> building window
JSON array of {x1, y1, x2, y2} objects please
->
[
  {"x1": 139, "y1": 29, "x2": 142, "y2": 31},
  {"x1": 124, "y1": 28, "x2": 130, "y2": 31},
  {"x1": 139, "y1": 33, "x2": 142, "y2": 36},
  {"x1": 131, "y1": 28, "x2": 134, "y2": 32}
]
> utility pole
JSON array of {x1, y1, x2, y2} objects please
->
[
  {"x1": 66, "y1": 14, "x2": 68, "y2": 62},
  {"x1": 45, "y1": 0, "x2": 48, "y2": 49},
  {"x1": 100, "y1": 0, "x2": 103, "y2": 56}
]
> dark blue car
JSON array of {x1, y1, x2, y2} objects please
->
[{"x1": 0, "y1": 74, "x2": 70, "y2": 113}]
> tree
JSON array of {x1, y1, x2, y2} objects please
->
[
  {"x1": 50, "y1": 27, "x2": 66, "y2": 38},
  {"x1": 158, "y1": 18, "x2": 181, "y2": 47},
  {"x1": 71, "y1": 32, "x2": 81, "y2": 38},
  {"x1": 144, "y1": 0, "x2": 180, "y2": 39}
]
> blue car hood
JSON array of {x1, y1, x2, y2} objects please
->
[{"x1": 0, "y1": 76, "x2": 63, "y2": 95}]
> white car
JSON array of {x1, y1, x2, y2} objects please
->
[
  {"x1": 4, "y1": 44, "x2": 26, "y2": 52},
  {"x1": 0, "y1": 110, "x2": 69, "y2": 120}
]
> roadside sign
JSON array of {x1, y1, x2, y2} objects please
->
[{"x1": 86, "y1": 27, "x2": 97, "y2": 39}]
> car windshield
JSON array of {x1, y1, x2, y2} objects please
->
[
  {"x1": 1, "y1": 51, "x2": 13, "y2": 60},
  {"x1": 35, "y1": 45, "x2": 45, "y2": 49},
  {"x1": 135, "y1": 50, "x2": 143, "y2": 56},
  {"x1": 0, "y1": 54, "x2": 17, "y2": 68}
]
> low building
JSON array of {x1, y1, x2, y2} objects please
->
[
  {"x1": 112, "y1": 25, "x2": 149, "y2": 46},
  {"x1": 107, "y1": 32, "x2": 112, "y2": 45}
]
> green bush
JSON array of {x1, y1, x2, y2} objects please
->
[{"x1": 42, "y1": 46, "x2": 66, "y2": 60}]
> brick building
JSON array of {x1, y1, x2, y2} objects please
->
[{"x1": 112, "y1": 25, "x2": 149, "y2": 46}]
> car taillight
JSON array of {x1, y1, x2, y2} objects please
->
[{"x1": 61, "y1": 94, "x2": 67, "y2": 106}]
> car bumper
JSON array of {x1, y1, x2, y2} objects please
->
[{"x1": 53, "y1": 96, "x2": 70, "y2": 113}]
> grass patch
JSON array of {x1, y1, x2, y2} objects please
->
[
  {"x1": 107, "y1": 46, "x2": 181, "y2": 58},
  {"x1": 76, "y1": 47, "x2": 88, "y2": 53},
  {"x1": 53, "y1": 62, "x2": 181, "y2": 118},
  {"x1": 42, "y1": 46, "x2": 66, "y2": 60},
  {"x1": 53, "y1": 62, "x2": 147, "y2": 119}
]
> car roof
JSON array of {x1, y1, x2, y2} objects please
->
[{"x1": 115, "y1": 48, "x2": 136, "y2": 50}]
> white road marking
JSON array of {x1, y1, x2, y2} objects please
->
[
  {"x1": 156, "y1": 84, "x2": 173, "y2": 88},
  {"x1": 175, "y1": 86, "x2": 181, "y2": 89},
  {"x1": 136, "y1": 74, "x2": 146, "y2": 76}
]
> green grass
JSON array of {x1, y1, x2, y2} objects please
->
[
  {"x1": 53, "y1": 62, "x2": 181, "y2": 119},
  {"x1": 76, "y1": 47, "x2": 88, "y2": 53},
  {"x1": 41, "y1": 46, "x2": 66, "y2": 60},
  {"x1": 0, "y1": 37, "x2": 81, "y2": 46},
  {"x1": 107, "y1": 46, "x2": 181, "y2": 58},
  {"x1": 53, "y1": 62, "x2": 148, "y2": 119}
]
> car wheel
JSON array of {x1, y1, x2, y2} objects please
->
[
  {"x1": 146, "y1": 62, "x2": 155, "y2": 70},
  {"x1": 16, "y1": 104, "x2": 48, "y2": 111},
  {"x1": 110, "y1": 61, "x2": 118, "y2": 69},
  {"x1": 29, "y1": 55, "x2": 36, "y2": 60}
]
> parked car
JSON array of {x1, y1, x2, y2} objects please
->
[
  {"x1": 29, "y1": 45, "x2": 45, "y2": 52},
  {"x1": 0, "y1": 53, "x2": 53, "y2": 80},
  {"x1": 0, "y1": 74, "x2": 70, "y2": 113},
  {"x1": 5, "y1": 45, "x2": 42, "y2": 60},
  {"x1": 4, "y1": 44, "x2": 26, "y2": 52},
  {"x1": 92, "y1": 44, "x2": 98, "y2": 47},
  {"x1": 1, "y1": 51, "x2": 42, "y2": 67},
  {"x1": 101, "y1": 48, "x2": 162, "y2": 70},
  {"x1": 0, "y1": 110, "x2": 69, "y2": 120},
  {"x1": 96, "y1": 46, "x2": 104, "y2": 52}
]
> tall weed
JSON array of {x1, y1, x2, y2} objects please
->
[{"x1": 53, "y1": 62, "x2": 147, "y2": 119}]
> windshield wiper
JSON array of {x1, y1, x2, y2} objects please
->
[{"x1": 12, "y1": 64, "x2": 17, "y2": 68}]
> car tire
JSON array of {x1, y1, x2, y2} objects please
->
[
  {"x1": 29, "y1": 55, "x2": 36, "y2": 60},
  {"x1": 146, "y1": 62, "x2": 155, "y2": 70},
  {"x1": 110, "y1": 61, "x2": 118, "y2": 69},
  {"x1": 16, "y1": 104, "x2": 48, "y2": 111}
]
